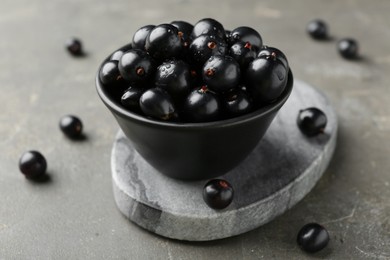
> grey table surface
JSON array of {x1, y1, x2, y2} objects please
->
[{"x1": 0, "y1": 0, "x2": 389, "y2": 259}]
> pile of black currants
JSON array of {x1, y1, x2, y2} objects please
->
[{"x1": 99, "y1": 18, "x2": 291, "y2": 123}]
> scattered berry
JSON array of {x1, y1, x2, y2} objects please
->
[
  {"x1": 59, "y1": 115, "x2": 83, "y2": 139},
  {"x1": 65, "y1": 37, "x2": 83, "y2": 56},
  {"x1": 297, "y1": 223, "x2": 330, "y2": 253},
  {"x1": 19, "y1": 151, "x2": 47, "y2": 179},
  {"x1": 297, "y1": 107, "x2": 327, "y2": 136},
  {"x1": 337, "y1": 38, "x2": 359, "y2": 59},
  {"x1": 203, "y1": 179, "x2": 234, "y2": 209},
  {"x1": 306, "y1": 20, "x2": 328, "y2": 40}
]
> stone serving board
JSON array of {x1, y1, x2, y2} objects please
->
[{"x1": 110, "y1": 80, "x2": 337, "y2": 241}]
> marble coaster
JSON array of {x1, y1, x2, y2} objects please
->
[{"x1": 111, "y1": 80, "x2": 337, "y2": 241}]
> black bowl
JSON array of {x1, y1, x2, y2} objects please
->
[{"x1": 96, "y1": 60, "x2": 293, "y2": 180}]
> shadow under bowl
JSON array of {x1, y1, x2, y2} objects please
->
[{"x1": 96, "y1": 61, "x2": 293, "y2": 181}]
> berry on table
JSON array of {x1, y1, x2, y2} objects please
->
[
  {"x1": 297, "y1": 223, "x2": 330, "y2": 253},
  {"x1": 306, "y1": 19, "x2": 328, "y2": 40},
  {"x1": 65, "y1": 37, "x2": 83, "y2": 56},
  {"x1": 203, "y1": 179, "x2": 234, "y2": 209},
  {"x1": 337, "y1": 38, "x2": 359, "y2": 60},
  {"x1": 19, "y1": 151, "x2": 47, "y2": 179},
  {"x1": 297, "y1": 107, "x2": 327, "y2": 136},
  {"x1": 59, "y1": 115, "x2": 83, "y2": 139}
]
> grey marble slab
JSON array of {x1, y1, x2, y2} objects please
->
[{"x1": 111, "y1": 80, "x2": 337, "y2": 241}]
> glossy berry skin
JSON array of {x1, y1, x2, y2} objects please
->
[
  {"x1": 202, "y1": 55, "x2": 241, "y2": 93},
  {"x1": 59, "y1": 115, "x2": 83, "y2": 138},
  {"x1": 297, "y1": 223, "x2": 330, "y2": 253},
  {"x1": 245, "y1": 55, "x2": 288, "y2": 103},
  {"x1": 229, "y1": 41, "x2": 257, "y2": 70},
  {"x1": 191, "y1": 18, "x2": 226, "y2": 40},
  {"x1": 19, "y1": 151, "x2": 47, "y2": 179},
  {"x1": 99, "y1": 60, "x2": 122, "y2": 86},
  {"x1": 121, "y1": 87, "x2": 145, "y2": 112},
  {"x1": 65, "y1": 37, "x2": 83, "y2": 56},
  {"x1": 203, "y1": 179, "x2": 234, "y2": 209},
  {"x1": 337, "y1": 38, "x2": 359, "y2": 59},
  {"x1": 171, "y1": 20, "x2": 193, "y2": 46},
  {"x1": 118, "y1": 49, "x2": 156, "y2": 86},
  {"x1": 258, "y1": 45, "x2": 289, "y2": 71},
  {"x1": 297, "y1": 107, "x2": 327, "y2": 136},
  {"x1": 224, "y1": 88, "x2": 253, "y2": 117},
  {"x1": 155, "y1": 60, "x2": 192, "y2": 103},
  {"x1": 229, "y1": 26, "x2": 262, "y2": 49},
  {"x1": 145, "y1": 24, "x2": 183, "y2": 61},
  {"x1": 132, "y1": 25, "x2": 155, "y2": 50},
  {"x1": 110, "y1": 43, "x2": 132, "y2": 61},
  {"x1": 139, "y1": 88, "x2": 176, "y2": 121},
  {"x1": 189, "y1": 34, "x2": 227, "y2": 67},
  {"x1": 307, "y1": 19, "x2": 328, "y2": 40},
  {"x1": 182, "y1": 86, "x2": 221, "y2": 122}
]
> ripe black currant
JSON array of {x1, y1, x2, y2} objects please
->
[
  {"x1": 297, "y1": 223, "x2": 330, "y2": 253},
  {"x1": 145, "y1": 24, "x2": 183, "y2": 61},
  {"x1": 258, "y1": 45, "x2": 289, "y2": 71},
  {"x1": 155, "y1": 59, "x2": 192, "y2": 103},
  {"x1": 246, "y1": 54, "x2": 288, "y2": 103},
  {"x1": 229, "y1": 26, "x2": 263, "y2": 49},
  {"x1": 191, "y1": 18, "x2": 226, "y2": 40},
  {"x1": 189, "y1": 34, "x2": 227, "y2": 67},
  {"x1": 121, "y1": 86, "x2": 145, "y2": 112},
  {"x1": 307, "y1": 19, "x2": 328, "y2": 40},
  {"x1": 110, "y1": 43, "x2": 133, "y2": 61},
  {"x1": 202, "y1": 55, "x2": 241, "y2": 93},
  {"x1": 65, "y1": 37, "x2": 83, "y2": 56},
  {"x1": 337, "y1": 38, "x2": 359, "y2": 60},
  {"x1": 297, "y1": 107, "x2": 327, "y2": 136},
  {"x1": 99, "y1": 60, "x2": 122, "y2": 86},
  {"x1": 139, "y1": 88, "x2": 176, "y2": 121},
  {"x1": 182, "y1": 86, "x2": 221, "y2": 122},
  {"x1": 229, "y1": 41, "x2": 257, "y2": 70},
  {"x1": 118, "y1": 49, "x2": 156, "y2": 86},
  {"x1": 59, "y1": 115, "x2": 83, "y2": 139},
  {"x1": 132, "y1": 25, "x2": 155, "y2": 50},
  {"x1": 19, "y1": 151, "x2": 47, "y2": 179},
  {"x1": 223, "y1": 88, "x2": 253, "y2": 117},
  {"x1": 203, "y1": 179, "x2": 234, "y2": 209}
]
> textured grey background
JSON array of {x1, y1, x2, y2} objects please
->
[{"x1": 0, "y1": 0, "x2": 389, "y2": 259}]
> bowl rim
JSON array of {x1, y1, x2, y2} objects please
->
[{"x1": 96, "y1": 56, "x2": 293, "y2": 130}]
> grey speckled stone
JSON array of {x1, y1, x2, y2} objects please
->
[{"x1": 111, "y1": 80, "x2": 337, "y2": 241}]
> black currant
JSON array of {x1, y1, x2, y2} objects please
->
[
  {"x1": 59, "y1": 115, "x2": 83, "y2": 139},
  {"x1": 297, "y1": 107, "x2": 327, "y2": 136},
  {"x1": 229, "y1": 26, "x2": 262, "y2": 49},
  {"x1": 182, "y1": 86, "x2": 222, "y2": 122},
  {"x1": 189, "y1": 34, "x2": 227, "y2": 67},
  {"x1": 132, "y1": 25, "x2": 155, "y2": 50},
  {"x1": 246, "y1": 54, "x2": 288, "y2": 103},
  {"x1": 99, "y1": 60, "x2": 122, "y2": 86},
  {"x1": 139, "y1": 88, "x2": 176, "y2": 121},
  {"x1": 110, "y1": 43, "x2": 133, "y2": 61},
  {"x1": 19, "y1": 151, "x2": 47, "y2": 179},
  {"x1": 337, "y1": 38, "x2": 359, "y2": 60},
  {"x1": 229, "y1": 41, "x2": 257, "y2": 70},
  {"x1": 224, "y1": 87, "x2": 253, "y2": 117},
  {"x1": 155, "y1": 59, "x2": 192, "y2": 103},
  {"x1": 191, "y1": 18, "x2": 226, "y2": 40},
  {"x1": 121, "y1": 86, "x2": 145, "y2": 112},
  {"x1": 118, "y1": 49, "x2": 156, "y2": 86},
  {"x1": 307, "y1": 19, "x2": 328, "y2": 40},
  {"x1": 202, "y1": 55, "x2": 241, "y2": 93},
  {"x1": 258, "y1": 45, "x2": 289, "y2": 71},
  {"x1": 171, "y1": 20, "x2": 193, "y2": 47},
  {"x1": 203, "y1": 179, "x2": 234, "y2": 209},
  {"x1": 145, "y1": 24, "x2": 183, "y2": 61},
  {"x1": 65, "y1": 37, "x2": 83, "y2": 56},
  {"x1": 297, "y1": 223, "x2": 330, "y2": 253}
]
